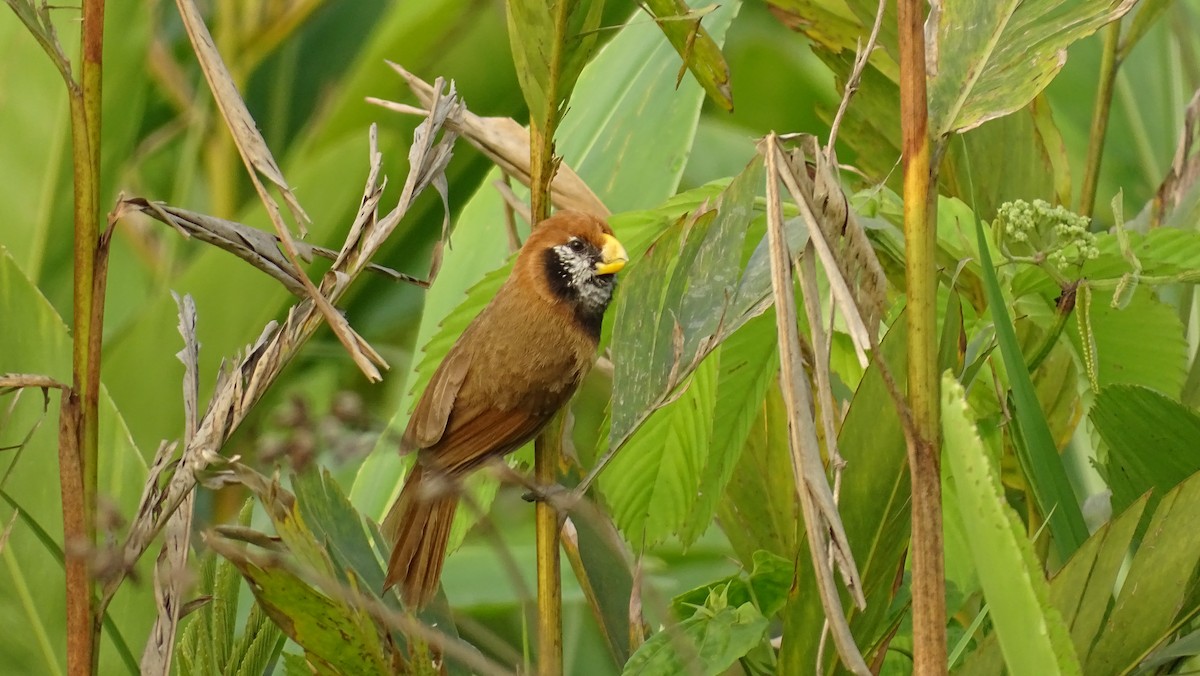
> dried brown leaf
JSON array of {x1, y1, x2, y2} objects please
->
[{"x1": 370, "y1": 62, "x2": 609, "y2": 216}]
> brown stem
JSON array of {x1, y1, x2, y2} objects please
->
[
  {"x1": 64, "y1": 0, "x2": 107, "y2": 673},
  {"x1": 897, "y1": 0, "x2": 947, "y2": 673}
]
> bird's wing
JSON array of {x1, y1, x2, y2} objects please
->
[
  {"x1": 401, "y1": 342, "x2": 472, "y2": 451},
  {"x1": 423, "y1": 402, "x2": 553, "y2": 476}
]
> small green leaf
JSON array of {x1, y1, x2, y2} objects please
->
[
  {"x1": 622, "y1": 602, "x2": 769, "y2": 676},
  {"x1": 672, "y1": 550, "x2": 794, "y2": 619},
  {"x1": 942, "y1": 373, "x2": 1082, "y2": 675},
  {"x1": 641, "y1": 0, "x2": 733, "y2": 110}
]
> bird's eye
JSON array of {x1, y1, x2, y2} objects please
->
[{"x1": 567, "y1": 238, "x2": 586, "y2": 252}]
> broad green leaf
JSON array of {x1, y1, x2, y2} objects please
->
[
  {"x1": 1051, "y1": 495, "x2": 1147, "y2": 663},
  {"x1": 557, "y1": 0, "x2": 742, "y2": 214},
  {"x1": 1091, "y1": 385, "x2": 1200, "y2": 515},
  {"x1": 1086, "y1": 472, "x2": 1200, "y2": 673},
  {"x1": 207, "y1": 538, "x2": 390, "y2": 675},
  {"x1": 974, "y1": 214, "x2": 1089, "y2": 556},
  {"x1": 680, "y1": 312, "x2": 779, "y2": 544},
  {"x1": 622, "y1": 602, "x2": 769, "y2": 676},
  {"x1": 293, "y1": 469, "x2": 389, "y2": 593},
  {"x1": 608, "y1": 159, "x2": 762, "y2": 452},
  {"x1": 942, "y1": 373, "x2": 1082, "y2": 675},
  {"x1": 602, "y1": 352, "x2": 718, "y2": 545},
  {"x1": 506, "y1": 0, "x2": 607, "y2": 130},
  {"x1": 0, "y1": 249, "x2": 150, "y2": 675},
  {"x1": 717, "y1": 384, "x2": 798, "y2": 566},
  {"x1": 944, "y1": 95, "x2": 1073, "y2": 219},
  {"x1": 927, "y1": 0, "x2": 1136, "y2": 137},
  {"x1": 0, "y1": 16, "x2": 69, "y2": 281},
  {"x1": 642, "y1": 0, "x2": 734, "y2": 110},
  {"x1": 672, "y1": 550, "x2": 794, "y2": 619}
]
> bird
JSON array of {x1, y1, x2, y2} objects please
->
[{"x1": 382, "y1": 210, "x2": 628, "y2": 608}]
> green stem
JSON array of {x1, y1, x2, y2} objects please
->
[
  {"x1": 529, "y1": 3, "x2": 573, "y2": 674},
  {"x1": 534, "y1": 414, "x2": 565, "y2": 676},
  {"x1": 898, "y1": 0, "x2": 947, "y2": 672},
  {"x1": 1079, "y1": 21, "x2": 1120, "y2": 219},
  {"x1": 1025, "y1": 287, "x2": 1077, "y2": 373}
]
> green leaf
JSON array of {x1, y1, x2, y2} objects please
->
[
  {"x1": 680, "y1": 312, "x2": 779, "y2": 544},
  {"x1": 294, "y1": 466, "x2": 390, "y2": 594},
  {"x1": 1086, "y1": 472, "x2": 1200, "y2": 673},
  {"x1": 974, "y1": 214, "x2": 1089, "y2": 556},
  {"x1": 0, "y1": 250, "x2": 150, "y2": 675},
  {"x1": 227, "y1": 604, "x2": 285, "y2": 676},
  {"x1": 1091, "y1": 385, "x2": 1200, "y2": 516},
  {"x1": 717, "y1": 383, "x2": 798, "y2": 566},
  {"x1": 622, "y1": 602, "x2": 769, "y2": 676},
  {"x1": 602, "y1": 352, "x2": 719, "y2": 546},
  {"x1": 557, "y1": 0, "x2": 742, "y2": 213},
  {"x1": 672, "y1": 550, "x2": 794, "y2": 619},
  {"x1": 957, "y1": 494, "x2": 1148, "y2": 672},
  {"x1": 927, "y1": 0, "x2": 1136, "y2": 136},
  {"x1": 942, "y1": 372, "x2": 1082, "y2": 675},
  {"x1": 1050, "y1": 495, "x2": 1147, "y2": 663},
  {"x1": 506, "y1": 0, "x2": 608, "y2": 130},
  {"x1": 608, "y1": 159, "x2": 763, "y2": 452},
  {"x1": 641, "y1": 0, "x2": 734, "y2": 110},
  {"x1": 207, "y1": 538, "x2": 390, "y2": 675},
  {"x1": 1067, "y1": 289, "x2": 1188, "y2": 396}
]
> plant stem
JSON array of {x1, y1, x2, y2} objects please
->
[
  {"x1": 897, "y1": 0, "x2": 947, "y2": 673},
  {"x1": 534, "y1": 414, "x2": 565, "y2": 676},
  {"x1": 529, "y1": 2, "x2": 572, "y2": 673},
  {"x1": 63, "y1": 0, "x2": 107, "y2": 673},
  {"x1": 1079, "y1": 21, "x2": 1121, "y2": 218}
]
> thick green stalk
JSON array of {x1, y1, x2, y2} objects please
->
[
  {"x1": 1078, "y1": 21, "x2": 1121, "y2": 218},
  {"x1": 898, "y1": 0, "x2": 946, "y2": 673},
  {"x1": 529, "y1": 3, "x2": 574, "y2": 673}
]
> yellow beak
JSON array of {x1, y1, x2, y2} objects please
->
[{"x1": 594, "y1": 234, "x2": 628, "y2": 276}]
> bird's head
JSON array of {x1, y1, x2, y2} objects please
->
[{"x1": 515, "y1": 210, "x2": 628, "y2": 329}]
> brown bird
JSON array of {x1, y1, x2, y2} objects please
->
[{"x1": 383, "y1": 210, "x2": 628, "y2": 608}]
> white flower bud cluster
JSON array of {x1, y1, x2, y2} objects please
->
[{"x1": 995, "y1": 199, "x2": 1099, "y2": 268}]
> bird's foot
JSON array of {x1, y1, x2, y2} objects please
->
[{"x1": 521, "y1": 483, "x2": 578, "y2": 511}]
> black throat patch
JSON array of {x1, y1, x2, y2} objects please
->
[{"x1": 541, "y1": 247, "x2": 613, "y2": 339}]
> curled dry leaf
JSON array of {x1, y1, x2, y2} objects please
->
[
  {"x1": 369, "y1": 62, "x2": 610, "y2": 217},
  {"x1": 763, "y1": 133, "x2": 869, "y2": 675}
]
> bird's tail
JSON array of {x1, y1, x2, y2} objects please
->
[{"x1": 383, "y1": 464, "x2": 458, "y2": 609}]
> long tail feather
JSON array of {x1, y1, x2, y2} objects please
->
[{"x1": 383, "y1": 464, "x2": 458, "y2": 608}]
